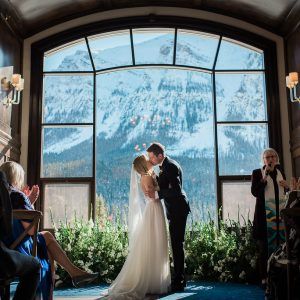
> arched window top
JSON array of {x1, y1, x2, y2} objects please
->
[
  {"x1": 43, "y1": 28, "x2": 264, "y2": 73},
  {"x1": 39, "y1": 25, "x2": 271, "y2": 227},
  {"x1": 176, "y1": 29, "x2": 220, "y2": 69},
  {"x1": 132, "y1": 28, "x2": 175, "y2": 65},
  {"x1": 215, "y1": 38, "x2": 264, "y2": 70},
  {"x1": 44, "y1": 38, "x2": 93, "y2": 72},
  {"x1": 88, "y1": 30, "x2": 133, "y2": 70}
]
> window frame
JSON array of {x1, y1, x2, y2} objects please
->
[{"x1": 28, "y1": 16, "x2": 282, "y2": 228}]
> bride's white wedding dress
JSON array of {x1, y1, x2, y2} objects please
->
[{"x1": 106, "y1": 168, "x2": 171, "y2": 299}]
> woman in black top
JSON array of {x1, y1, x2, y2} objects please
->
[{"x1": 251, "y1": 148, "x2": 289, "y2": 287}]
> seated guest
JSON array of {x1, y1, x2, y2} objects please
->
[
  {"x1": 0, "y1": 171, "x2": 41, "y2": 300},
  {"x1": 0, "y1": 162, "x2": 98, "y2": 300},
  {"x1": 251, "y1": 148, "x2": 289, "y2": 289},
  {"x1": 289, "y1": 177, "x2": 300, "y2": 191}
]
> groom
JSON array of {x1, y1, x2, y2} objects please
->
[{"x1": 147, "y1": 142, "x2": 190, "y2": 292}]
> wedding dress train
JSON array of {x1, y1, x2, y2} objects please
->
[{"x1": 106, "y1": 197, "x2": 171, "y2": 299}]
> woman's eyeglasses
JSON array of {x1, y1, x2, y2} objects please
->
[{"x1": 264, "y1": 155, "x2": 277, "y2": 159}]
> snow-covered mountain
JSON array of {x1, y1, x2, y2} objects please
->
[{"x1": 42, "y1": 34, "x2": 267, "y2": 218}]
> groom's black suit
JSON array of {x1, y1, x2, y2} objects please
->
[{"x1": 157, "y1": 156, "x2": 190, "y2": 289}]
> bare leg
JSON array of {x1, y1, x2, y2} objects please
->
[
  {"x1": 47, "y1": 251, "x2": 55, "y2": 300},
  {"x1": 47, "y1": 251, "x2": 55, "y2": 281},
  {"x1": 41, "y1": 231, "x2": 88, "y2": 278}
]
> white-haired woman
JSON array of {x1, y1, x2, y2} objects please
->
[
  {"x1": 251, "y1": 148, "x2": 289, "y2": 288},
  {"x1": 0, "y1": 161, "x2": 98, "y2": 300}
]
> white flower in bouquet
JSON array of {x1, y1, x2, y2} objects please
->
[
  {"x1": 109, "y1": 265, "x2": 114, "y2": 271},
  {"x1": 239, "y1": 270, "x2": 246, "y2": 279},
  {"x1": 77, "y1": 260, "x2": 84, "y2": 266},
  {"x1": 250, "y1": 259, "x2": 256, "y2": 268},
  {"x1": 83, "y1": 266, "x2": 92, "y2": 273},
  {"x1": 101, "y1": 270, "x2": 109, "y2": 276},
  {"x1": 245, "y1": 254, "x2": 251, "y2": 261}
]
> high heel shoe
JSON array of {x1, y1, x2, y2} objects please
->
[{"x1": 72, "y1": 272, "x2": 98, "y2": 287}]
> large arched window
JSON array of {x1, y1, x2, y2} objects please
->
[{"x1": 36, "y1": 26, "x2": 271, "y2": 228}]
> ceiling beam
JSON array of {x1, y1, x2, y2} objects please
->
[
  {"x1": 279, "y1": 0, "x2": 300, "y2": 38},
  {"x1": 0, "y1": 0, "x2": 24, "y2": 39}
]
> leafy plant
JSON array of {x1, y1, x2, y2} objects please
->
[
  {"x1": 185, "y1": 217, "x2": 257, "y2": 282},
  {"x1": 54, "y1": 207, "x2": 257, "y2": 285}
]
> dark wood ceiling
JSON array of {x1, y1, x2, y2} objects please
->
[{"x1": 0, "y1": 0, "x2": 300, "y2": 38}]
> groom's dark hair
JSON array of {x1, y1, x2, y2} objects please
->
[{"x1": 146, "y1": 142, "x2": 165, "y2": 156}]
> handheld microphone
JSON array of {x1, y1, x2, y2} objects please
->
[{"x1": 265, "y1": 163, "x2": 272, "y2": 176}]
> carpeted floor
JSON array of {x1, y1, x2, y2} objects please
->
[{"x1": 51, "y1": 281, "x2": 265, "y2": 299}]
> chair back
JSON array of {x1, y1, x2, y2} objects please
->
[
  {"x1": 280, "y1": 191, "x2": 300, "y2": 300},
  {"x1": 10, "y1": 210, "x2": 42, "y2": 256},
  {"x1": 0, "y1": 172, "x2": 12, "y2": 240}
]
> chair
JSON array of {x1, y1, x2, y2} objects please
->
[
  {"x1": 0, "y1": 209, "x2": 42, "y2": 300},
  {"x1": 281, "y1": 190, "x2": 300, "y2": 300}
]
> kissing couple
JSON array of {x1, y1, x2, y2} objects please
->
[{"x1": 103, "y1": 142, "x2": 191, "y2": 299}]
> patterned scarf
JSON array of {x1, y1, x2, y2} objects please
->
[{"x1": 262, "y1": 167, "x2": 286, "y2": 255}]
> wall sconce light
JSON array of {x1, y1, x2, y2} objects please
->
[
  {"x1": 286, "y1": 72, "x2": 299, "y2": 103},
  {"x1": 1, "y1": 74, "x2": 24, "y2": 106}
]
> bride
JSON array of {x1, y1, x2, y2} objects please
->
[{"x1": 105, "y1": 154, "x2": 171, "y2": 299}]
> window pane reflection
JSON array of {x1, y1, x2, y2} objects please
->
[
  {"x1": 215, "y1": 73, "x2": 267, "y2": 121},
  {"x1": 217, "y1": 124, "x2": 268, "y2": 175},
  {"x1": 88, "y1": 30, "x2": 132, "y2": 70},
  {"x1": 43, "y1": 183, "x2": 90, "y2": 228},
  {"x1": 222, "y1": 181, "x2": 255, "y2": 222},
  {"x1": 133, "y1": 28, "x2": 175, "y2": 65},
  {"x1": 41, "y1": 126, "x2": 93, "y2": 178},
  {"x1": 43, "y1": 75, "x2": 93, "y2": 124},
  {"x1": 216, "y1": 38, "x2": 264, "y2": 70},
  {"x1": 44, "y1": 39, "x2": 93, "y2": 72},
  {"x1": 176, "y1": 30, "x2": 219, "y2": 69}
]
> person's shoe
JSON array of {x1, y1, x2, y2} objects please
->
[
  {"x1": 261, "y1": 279, "x2": 267, "y2": 290},
  {"x1": 171, "y1": 285, "x2": 184, "y2": 292},
  {"x1": 171, "y1": 282, "x2": 185, "y2": 292},
  {"x1": 72, "y1": 273, "x2": 98, "y2": 287}
]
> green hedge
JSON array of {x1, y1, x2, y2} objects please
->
[
  {"x1": 185, "y1": 218, "x2": 257, "y2": 282},
  {"x1": 54, "y1": 215, "x2": 257, "y2": 285}
]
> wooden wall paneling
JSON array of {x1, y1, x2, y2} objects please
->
[
  {"x1": 286, "y1": 25, "x2": 300, "y2": 176},
  {"x1": 0, "y1": 17, "x2": 22, "y2": 162}
]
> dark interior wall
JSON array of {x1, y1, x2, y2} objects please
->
[
  {"x1": 0, "y1": 19, "x2": 22, "y2": 163},
  {"x1": 286, "y1": 26, "x2": 300, "y2": 176}
]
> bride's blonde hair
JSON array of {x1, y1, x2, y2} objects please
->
[{"x1": 133, "y1": 155, "x2": 151, "y2": 175}]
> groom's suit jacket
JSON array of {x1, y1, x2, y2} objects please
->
[{"x1": 157, "y1": 157, "x2": 190, "y2": 219}]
